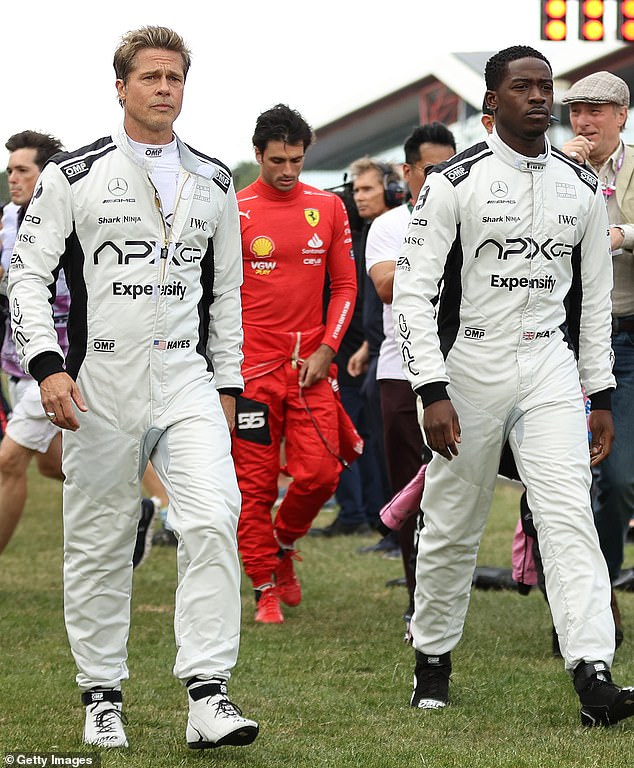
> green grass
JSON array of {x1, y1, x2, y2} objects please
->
[{"x1": 1, "y1": 472, "x2": 633, "y2": 766}]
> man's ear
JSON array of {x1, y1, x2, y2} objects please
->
[{"x1": 485, "y1": 90, "x2": 497, "y2": 112}]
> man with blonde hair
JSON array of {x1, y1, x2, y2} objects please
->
[{"x1": 9, "y1": 25, "x2": 257, "y2": 749}]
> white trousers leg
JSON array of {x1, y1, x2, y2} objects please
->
[
  {"x1": 411, "y1": 343, "x2": 614, "y2": 671},
  {"x1": 62, "y1": 380, "x2": 242, "y2": 689}
]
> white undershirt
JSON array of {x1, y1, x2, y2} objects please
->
[{"x1": 128, "y1": 137, "x2": 180, "y2": 228}]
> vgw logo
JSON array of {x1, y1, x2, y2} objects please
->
[{"x1": 475, "y1": 237, "x2": 572, "y2": 261}]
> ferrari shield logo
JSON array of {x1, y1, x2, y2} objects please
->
[{"x1": 304, "y1": 208, "x2": 320, "y2": 227}]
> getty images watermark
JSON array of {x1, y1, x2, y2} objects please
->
[{"x1": 4, "y1": 755, "x2": 100, "y2": 767}]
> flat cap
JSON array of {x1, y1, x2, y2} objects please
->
[{"x1": 561, "y1": 71, "x2": 630, "y2": 107}]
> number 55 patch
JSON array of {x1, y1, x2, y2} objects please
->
[{"x1": 235, "y1": 396, "x2": 272, "y2": 445}]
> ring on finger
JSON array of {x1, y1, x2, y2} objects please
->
[{"x1": 46, "y1": 411, "x2": 56, "y2": 421}]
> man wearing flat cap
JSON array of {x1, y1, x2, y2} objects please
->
[{"x1": 562, "y1": 71, "x2": 634, "y2": 646}]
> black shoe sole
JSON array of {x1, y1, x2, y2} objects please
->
[{"x1": 188, "y1": 725, "x2": 259, "y2": 749}]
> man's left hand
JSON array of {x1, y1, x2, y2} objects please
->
[
  {"x1": 589, "y1": 409, "x2": 614, "y2": 466},
  {"x1": 220, "y1": 393, "x2": 236, "y2": 432},
  {"x1": 299, "y1": 344, "x2": 335, "y2": 388}
]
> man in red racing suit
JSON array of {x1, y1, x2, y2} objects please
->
[{"x1": 234, "y1": 104, "x2": 356, "y2": 623}]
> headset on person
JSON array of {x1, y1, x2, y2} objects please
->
[
  {"x1": 377, "y1": 162, "x2": 406, "y2": 208},
  {"x1": 326, "y1": 173, "x2": 364, "y2": 233}
]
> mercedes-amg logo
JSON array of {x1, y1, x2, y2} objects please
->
[
  {"x1": 108, "y1": 178, "x2": 128, "y2": 196},
  {"x1": 490, "y1": 180, "x2": 508, "y2": 198}
]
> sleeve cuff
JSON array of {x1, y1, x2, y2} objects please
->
[
  {"x1": 217, "y1": 387, "x2": 243, "y2": 398},
  {"x1": 415, "y1": 381, "x2": 449, "y2": 408},
  {"x1": 29, "y1": 351, "x2": 65, "y2": 385},
  {"x1": 588, "y1": 388, "x2": 613, "y2": 411}
]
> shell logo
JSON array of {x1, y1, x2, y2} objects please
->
[{"x1": 250, "y1": 236, "x2": 275, "y2": 257}]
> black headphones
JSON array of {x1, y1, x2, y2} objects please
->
[{"x1": 378, "y1": 162, "x2": 406, "y2": 208}]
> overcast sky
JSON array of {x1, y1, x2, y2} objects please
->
[{"x1": 2, "y1": 0, "x2": 625, "y2": 171}]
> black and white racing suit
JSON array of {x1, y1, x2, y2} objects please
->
[
  {"x1": 8, "y1": 123, "x2": 244, "y2": 689},
  {"x1": 393, "y1": 128, "x2": 616, "y2": 671}
]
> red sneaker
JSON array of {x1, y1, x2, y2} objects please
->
[
  {"x1": 254, "y1": 587, "x2": 284, "y2": 624},
  {"x1": 275, "y1": 549, "x2": 302, "y2": 607}
]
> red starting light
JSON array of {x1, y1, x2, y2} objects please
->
[
  {"x1": 541, "y1": 0, "x2": 568, "y2": 41},
  {"x1": 618, "y1": 0, "x2": 634, "y2": 41},
  {"x1": 579, "y1": 0, "x2": 605, "y2": 41}
]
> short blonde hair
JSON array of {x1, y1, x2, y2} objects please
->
[{"x1": 113, "y1": 25, "x2": 191, "y2": 89}]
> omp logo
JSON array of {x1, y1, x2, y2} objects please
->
[
  {"x1": 93, "y1": 240, "x2": 202, "y2": 266},
  {"x1": 490, "y1": 274, "x2": 556, "y2": 293},
  {"x1": 213, "y1": 169, "x2": 230, "y2": 192},
  {"x1": 464, "y1": 327, "x2": 485, "y2": 339},
  {"x1": 238, "y1": 412, "x2": 266, "y2": 429},
  {"x1": 558, "y1": 214, "x2": 577, "y2": 225},
  {"x1": 556, "y1": 183, "x2": 576, "y2": 199},
  {"x1": 145, "y1": 148, "x2": 162, "y2": 156},
  {"x1": 65, "y1": 161, "x2": 88, "y2": 178},
  {"x1": 108, "y1": 178, "x2": 128, "y2": 196},
  {"x1": 251, "y1": 260, "x2": 277, "y2": 275},
  {"x1": 397, "y1": 313, "x2": 419, "y2": 376},
  {"x1": 490, "y1": 180, "x2": 508, "y2": 198},
  {"x1": 447, "y1": 166, "x2": 466, "y2": 181},
  {"x1": 475, "y1": 237, "x2": 572, "y2": 261},
  {"x1": 580, "y1": 169, "x2": 597, "y2": 187},
  {"x1": 94, "y1": 338, "x2": 115, "y2": 352}
]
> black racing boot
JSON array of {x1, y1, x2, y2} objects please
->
[
  {"x1": 574, "y1": 660, "x2": 634, "y2": 727},
  {"x1": 410, "y1": 651, "x2": 451, "y2": 709}
]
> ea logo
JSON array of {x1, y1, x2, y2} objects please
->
[
  {"x1": 108, "y1": 178, "x2": 128, "y2": 196},
  {"x1": 490, "y1": 180, "x2": 508, "y2": 198}
]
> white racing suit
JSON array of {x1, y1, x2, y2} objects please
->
[
  {"x1": 393, "y1": 128, "x2": 616, "y2": 671},
  {"x1": 8, "y1": 123, "x2": 244, "y2": 689}
]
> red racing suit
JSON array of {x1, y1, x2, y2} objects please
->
[{"x1": 234, "y1": 178, "x2": 356, "y2": 587}]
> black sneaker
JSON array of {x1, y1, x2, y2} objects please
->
[
  {"x1": 132, "y1": 498, "x2": 158, "y2": 569},
  {"x1": 357, "y1": 530, "x2": 400, "y2": 555},
  {"x1": 410, "y1": 651, "x2": 451, "y2": 709},
  {"x1": 574, "y1": 660, "x2": 634, "y2": 727}
]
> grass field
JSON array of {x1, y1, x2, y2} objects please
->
[{"x1": 1, "y1": 469, "x2": 633, "y2": 767}]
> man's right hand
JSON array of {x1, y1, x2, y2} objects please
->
[
  {"x1": 423, "y1": 399, "x2": 461, "y2": 460},
  {"x1": 561, "y1": 135, "x2": 593, "y2": 165},
  {"x1": 40, "y1": 372, "x2": 88, "y2": 431}
]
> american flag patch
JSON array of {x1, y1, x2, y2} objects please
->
[{"x1": 153, "y1": 339, "x2": 166, "y2": 350}]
